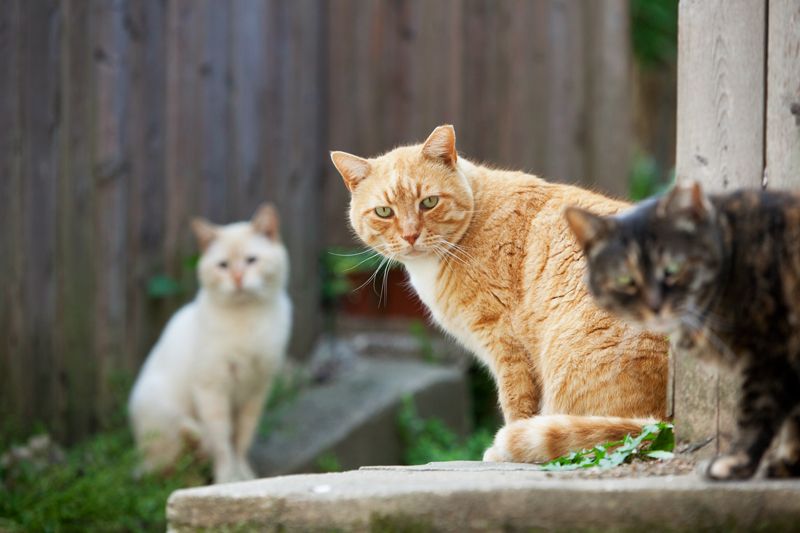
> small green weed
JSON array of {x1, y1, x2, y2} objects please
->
[
  {"x1": 629, "y1": 151, "x2": 674, "y2": 202},
  {"x1": 407, "y1": 320, "x2": 437, "y2": 363},
  {"x1": 259, "y1": 369, "x2": 308, "y2": 438},
  {"x1": 321, "y1": 247, "x2": 395, "y2": 304},
  {"x1": 540, "y1": 421, "x2": 675, "y2": 471},
  {"x1": 397, "y1": 397, "x2": 493, "y2": 465},
  {"x1": 315, "y1": 452, "x2": 342, "y2": 473},
  {"x1": 0, "y1": 427, "x2": 206, "y2": 532},
  {"x1": 146, "y1": 254, "x2": 199, "y2": 300}
]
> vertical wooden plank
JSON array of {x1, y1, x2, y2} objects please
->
[
  {"x1": 460, "y1": 0, "x2": 499, "y2": 161},
  {"x1": 544, "y1": 0, "x2": 586, "y2": 184},
  {"x1": 271, "y1": 0, "x2": 327, "y2": 359},
  {"x1": 583, "y1": 0, "x2": 631, "y2": 196},
  {"x1": 125, "y1": 0, "x2": 167, "y2": 372},
  {"x1": 59, "y1": 0, "x2": 97, "y2": 440},
  {"x1": 675, "y1": 0, "x2": 765, "y2": 452},
  {"x1": 164, "y1": 0, "x2": 200, "y2": 283},
  {"x1": 766, "y1": 0, "x2": 800, "y2": 189},
  {"x1": 196, "y1": 0, "x2": 229, "y2": 222},
  {"x1": 0, "y1": 0, "x2": 24, "y2": 434},
  {"x1": 501, "y1": 0, "x2": 547, "y2": 175},
  {"x1": 91, "y1": 0, "x2": 130, "y2": 427},
  {"x1": 18, "y1": 0, "x2": 63, "y2": 438},
  {"x1": 229, "y1": 0, "x2": 267, "y2": 218},
  {"x1": 324, "y1": 0, "x2": 374, "y2": 247}
]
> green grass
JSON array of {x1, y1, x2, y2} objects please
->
[
  {"x1": 397, "y1": 397, "x2": 494, "y2": 465},
  {"x1": 0, "y1": 427, "x2": 207, "y2": 532}
]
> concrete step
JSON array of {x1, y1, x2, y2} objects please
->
[
  {"x1": 168, "y1": 462, "x2": 800, "y2": 532},
  {"x1": 250, "y1": 358, "x2": 470, "y2": 477}
]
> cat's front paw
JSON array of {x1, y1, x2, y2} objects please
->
[
  {"x1": 705, "y1": 452, "x2": 757, "y2": 481},
  {"x1": 482, "y1": 426, "x2": 512, "y2": 462}
]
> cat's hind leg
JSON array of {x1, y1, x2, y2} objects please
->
[
  {"x1": 707, "y1": 360, "x2": 793, "y2": 481},
  {"x1": 765, "y1": 403, "x2": 800, "y2": 478},
  {"x1": 131, "y1": 412, "x2": 188, "y2": 477}
]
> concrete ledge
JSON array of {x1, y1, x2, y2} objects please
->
[{"x1": 167, "y1": 462, "x2": 800, "y2": 532}]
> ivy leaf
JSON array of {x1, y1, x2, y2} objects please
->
[
  {"x1": 540, "y1": 422, "x2": 676, "y2": 471},
  {"x1": 146, "y1": 275, "x2": 183, "y2": 299},
  {"x1": 644, "y1": 450, "x2": 675, "y2": 460}
]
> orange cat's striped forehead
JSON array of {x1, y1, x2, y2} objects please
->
[{"x1": 344, "y1": 143, "x2": 474, "y2": 258}]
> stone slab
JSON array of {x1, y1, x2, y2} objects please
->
[
  {"x1": 168, "y1": 463, "x2": 800, "y2": 532},
  {"x1": 250, "y1": 358, "x2": 469, "y2": 476}
]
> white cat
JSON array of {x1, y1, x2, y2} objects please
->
[{"x1": 128, "y1": 204, "x2": 291, "y2": 484}]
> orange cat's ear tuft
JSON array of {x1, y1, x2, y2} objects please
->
[
  {"x1": 564, "y1": 207, "x2": 611, "y2": 251},
  {"x1": 191, "y1": 218, "x2": 218, "y2": 252},
  {"x1": 658, "y1": 180, "x2": 713, "y2": 223},
  {"x1": 422, "y1": 124, "x2": 457, "y2": 167},
  {"x1": 251, "y1": 203, "x2": 280, "y2": 240},
  {"x1": 330, "y1": 151, "x2": 371, "y2": 192}
]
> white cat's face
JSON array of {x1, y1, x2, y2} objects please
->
[{"x1": 193, "y1": 205, "x2": 288, "y2": 302}]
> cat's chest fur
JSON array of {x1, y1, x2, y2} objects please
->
[
  {"x1": 193, "y1": 293, "x2": 290, "y2": 394},
  {"x1": 403, "y1": 257, "x2": 490, "y2": 364}
]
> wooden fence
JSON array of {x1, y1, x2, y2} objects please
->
[
  {"x1": 325, "y1": 0, "x2": 633, "y2": 245},
  {"x1": 0, "y1": 0, "x2": 634, "y2": 443},
  {"x1": 674, "y1": 0, "x2": 800, "y2": 452}
]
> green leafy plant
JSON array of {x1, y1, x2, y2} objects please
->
[
  {"x1": 631, "y1": 0, "x2": 678, "y2": 69},
  {"x1": 258, "y1": 369, "x2": 308, "y2": 438},
  {"x1": 397, "y1": 397, "x2": 494, "y2": 465},
  {"x1": 0, "y1": 427, "x2": 206, "y2": 532},
  {"x1": 629, "y1": 151, "x2": 675, "y2": 201},
  {"x1": 407, "y1": 320, "x2": 437, "y2": 363},
  {"x1": 320, "y1": 247, "x2": 395, "y2": 304},
  {"x1": 146, "y1": 254, "x2": 200, "y2": 300},
  {"x1": 315, "y1": 452, "x2": 342, "y2": 473},
  {"x1": 541, "y1": 421, "x2": 675, "y2": 471}
]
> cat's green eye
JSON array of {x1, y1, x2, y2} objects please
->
[
  {"x1": 420, "y1": 195, "x2": 439, "y2": 209},
  {"x1": 374, "y1": 206, "x2": 394, "y2": 218},
  {"x1": 664, "y1": 260, "x2": 683, "y2": 277},
  {"x1": 615, "y1": 274, "x2": 634, "y2": 287}
]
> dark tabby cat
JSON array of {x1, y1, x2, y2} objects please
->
[{"x1": 564, "y1": 181, "x2": 800, "y2": 481}]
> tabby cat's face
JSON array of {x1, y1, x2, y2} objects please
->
[
  {"x1": 192, "y1": 204, "x2": 288, "y2": 302},
  {"x1": 565, "y1": 183, "x2": 724, "y2": 333},
  {"x1": 331, "y1": 125, "x2": 474, "y2": 262}
]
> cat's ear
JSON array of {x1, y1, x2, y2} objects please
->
[
  {"x1": 422, "y1": 124, "x2": 457, "y2": 167},
  {"x1": 658, "y1": 181, "x2": 714, "y2": 227},
  {"x1": 191, "y1": 218, "x2": 218, "y2": 251},
  {"x1": 330, "y1": 151, "x2": 371, "y2": 192},
  {"x1": 251, "y1": 203, "x2": 280, "y2": 240},
  {"x1": 564, "y1": 207, "x2": 613, "y2": 251}
]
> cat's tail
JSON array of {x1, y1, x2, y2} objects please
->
[{"x1": 482, "y1": 414, "x2": 658, "y2": 463}]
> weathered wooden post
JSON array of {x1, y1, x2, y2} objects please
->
[{"x1": 674, "y1": 0, "x2": 800, "y2": 452}]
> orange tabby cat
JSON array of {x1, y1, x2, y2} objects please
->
[{"x1": 331, "y1": 125, "x2": 668, "y2": 462}]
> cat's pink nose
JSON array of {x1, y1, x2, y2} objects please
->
[
  {"x1": 402, "y1": 232, "x2": 420, "y2": 245},
  {"x1": 232, "y1": 271, "x2": 244, "y2": 288}
]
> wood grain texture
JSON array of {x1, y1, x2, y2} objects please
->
[
  {"x1": 583, "y1": 0, "x2": 631, "y2": 197},
  {"x1": 19, "y1": 0, "x2": 62, "y2": 435},
  {"x1": 125, "y1": 0, "x2": 167, "y2": 372},
  {"x1": 324, "y1": 0, "x2": 633, "y2": 246},
  {"x1": 0, "y1": 0, "x2": 23, "y2": 432},
  {"x1": 2, "y1": 0, "x2": 636, "y2": 441},
  {"x1": 675, "y1": 0, "x2": 766, "y2": 452},
  {"x1": 766, "y1": 0, "x2": 800, "y2": 190},
  {"x1": 676, "y1": 0, "x2": 765, "y2": 191},
  {"x1": 59, "y1": 0, "x2": 97, "y2": 439}
]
